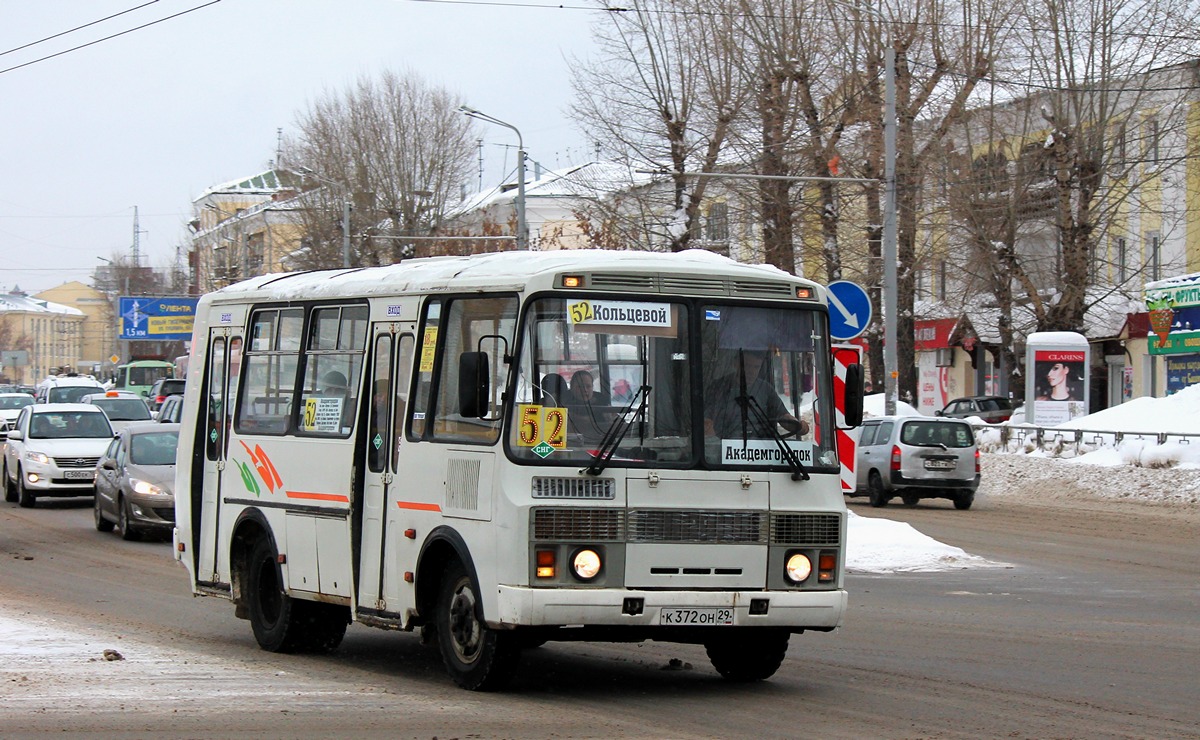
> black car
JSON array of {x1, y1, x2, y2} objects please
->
[
  {"x1": 148, "y1": 378, "x2": 186, "y2": 412},
  {"x1": 936, "y1": 396, "x2": 1014, "y2": 423},
  {"x1": 156, "y1": 394, "x2": 184, "y2": 423}
]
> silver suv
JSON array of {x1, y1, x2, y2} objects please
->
[{"x1": 853, "y1": 416, "x2": 979, "y2": 510}]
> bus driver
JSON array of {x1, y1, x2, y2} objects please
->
[{"x1": 704, "y1": 349, "x2": 808, "y2": 439}]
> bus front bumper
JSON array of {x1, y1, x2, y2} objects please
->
[{"x1": 494, "y1": 586, "x2": 847, "y2": 630}]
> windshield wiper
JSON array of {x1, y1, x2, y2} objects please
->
[
  {"x1": 583, "y1": 385, "x2": 651, "y2": 476},
  {"x1": 738, "y1": 394, "x2": 810, "y2": 482}
]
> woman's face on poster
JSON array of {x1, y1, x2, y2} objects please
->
[{"x1": 1046, "y1": 362, "x2": 1069, "y2": 386}]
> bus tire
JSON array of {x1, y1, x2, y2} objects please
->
[
  {"x1": 294, "y1": 603, "x2": 348, "y2": 654},
  {"x1": 435, "y1": 560, "x2": 519, "y2": 691},
  {"x1": 705, "y1": 629, "x2": 789, "y2": 682},
  {"x1": 247, "y1": 536, "x2": 303, "y2": 653}
]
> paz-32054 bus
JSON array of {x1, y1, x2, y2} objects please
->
[{"x1": 174, "y1": 249, "x2": 864, "y2": 690}]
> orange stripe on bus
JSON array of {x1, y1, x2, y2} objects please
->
[
  {"x1": 397, "y1": 501, "x2": 441, "y2": 512},
  {"x1": 285, "y1": 491, "x2": 350, "y2": 503}
]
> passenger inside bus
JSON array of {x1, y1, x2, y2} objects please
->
[
  {"x1": 704, "y1": 349, "x2": 808, "y2": 439},
  {"x1": 538, "y1": 373, "x2": 569, "y2": 407}
]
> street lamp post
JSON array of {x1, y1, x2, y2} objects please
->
[
  {"x1": 459, "y1": 105, "x2": 527, "y2": 250},
  {"x1": 831, "y1": 1, "x2": 898, "y2": 414}
]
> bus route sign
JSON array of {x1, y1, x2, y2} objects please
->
[{"x1": 119, "y1": 296, "x2": 199, "y2": 341}]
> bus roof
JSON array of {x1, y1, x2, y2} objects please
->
[{"x1": 201, "y1": 249, "x2": 823, "y2": 304}]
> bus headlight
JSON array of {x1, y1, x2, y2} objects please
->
[
  {"x1": 570, "y1": 548, "x2": 602, "y2": 581},
  {"x1": 785, "y1": 552, "x2": 812, "y2": 583}
]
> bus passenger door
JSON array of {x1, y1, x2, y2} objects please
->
[
  {"x1": 357, "y1": 326, "x2": 414, "y2": 611},
  {"x1": 198, "y1": 331, "x2": 241, "y2": 584}
]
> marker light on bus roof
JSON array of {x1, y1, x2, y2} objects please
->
[
  {"x1": 796, "y1": 287, "x2": 814, "y2": 300},
  {"x1": 562, "y1": 275, "x2": 583, "y2": 288}
]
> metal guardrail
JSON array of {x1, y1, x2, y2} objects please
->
[{"x1": 971, "y1": 422, "x2": 1200, "y2": 455}]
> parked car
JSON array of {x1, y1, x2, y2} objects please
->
[
  {"x1": 936, "y1": 395, "x2": 1014, "y2": 423},
  {"x1": 94, "y1": 423, "x2": 180, "y2": 540},
  {"x1": 148, "y1": 378, "x2": 186, "y2": 412},
  {"x1": 2, "y1": 403, "x2": 115, "y2": 507},
  {"x1": 0, "y1": 392, "x2": 36, "y2": 432},
  {"x1": 35, "y1": 374, "x2": 105, "y2": 404},
  {"x1": 853, "y1": 415, "x2": 980, "y2": 510},
  {"x1": 80, "y1": 391, "x2": 153, "y2": 432},
  {"x1": 156, "y1": 394, "x2": 184, "y2": 424}
]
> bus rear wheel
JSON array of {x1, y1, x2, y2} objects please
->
[
  {"x1": 705, "y1": 629, "x2": 790, "y2": 682},
  {"x1": 435, "y1": 560, "x2": 519, "y2": 691},
  {"x1": 246, "y1": 537, "x2": 347, "y2": 654}
]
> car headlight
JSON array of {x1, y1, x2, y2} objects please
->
[
  {"x1": 131, "y1": 478, "x2": 165, "y2": 496},
  {"x1": 24, "y1": 450, "x2": 51, "y2": 465},
  {"x1": 570, "y1": 548, "x2": 603, "y2": 581},
  {"x1": 785, "y1": 552, "x2": 812, "y2": 583}
]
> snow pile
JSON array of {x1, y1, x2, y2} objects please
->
[
  {"x1": 976, "y1": 383, "x2": 1200, "y2": 468},
  {"x1": 845, "y1": 510, "x2": 1004, "y2": 572},
  {"x1": 862, "y1": 393, "x2": 921, "y2": 418}
]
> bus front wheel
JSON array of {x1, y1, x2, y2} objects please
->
[
  {"x1": 435, "y1": 560, "x2": 519, "y2": 691},
  {"x1": 705, "y1": 629, "x2": 790, "y2": 682}
]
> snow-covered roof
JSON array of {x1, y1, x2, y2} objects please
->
[
  {"x1": 0, "y1": 292, "x2": 83, "y2": 317},
  {"x1": 208, "y1": 248, "x2": 817, "y2": 302},
  {"x1": 916, "y1": 286, "x2": 1143, "y2": 345},
  {"x1": 448, "y1": 161, "x2": 658, "y2": 217},
  {"x1": 197, "y1": 168, "x2": 304, "y2": 200}
]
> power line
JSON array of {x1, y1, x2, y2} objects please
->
[
  {"x1": 0, "y1": 0, "x2": 163, "y2": 58},
  {"x1": 0, "y1": 0, "x2": 222, "y2": 76}
]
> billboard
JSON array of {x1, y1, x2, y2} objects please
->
[
  {"x1": 119, "y1": 296, "x2": 199, "y2": 342},
  {"x1": 1025, "y1": 332, "x2": 1089, "y2": 426}
]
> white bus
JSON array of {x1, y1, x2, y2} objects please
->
[{"x1": 174, "y1": 249, "x2": 864, "y2": 690}]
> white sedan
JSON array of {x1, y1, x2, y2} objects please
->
[{"x1": 3, "y1": 403, "x2": 114, "y2": 508}]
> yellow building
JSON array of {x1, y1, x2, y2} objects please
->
[
  {"x1": 190, "y1": 169, "x2": 307, "y2": 293},
  {"x1": 0, "y1": 289, "x2": 86, "y2": 385},
  {"x1": 34, "y1": 281, "x2": 114, "y2": 376}
]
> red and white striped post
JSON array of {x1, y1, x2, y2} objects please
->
[{"x1": 832, "y1": 344, "x2": 864, "y2": 493}]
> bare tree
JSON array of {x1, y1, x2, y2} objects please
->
[
  {"x1": 840, "y1": 0, "x2": 1002, "y2": 396},
  {"x1": 284, "y1": 69, "x2": 477, "y2": 265},
  {"x1": 570, "y1": 0, "x2": 750, "y2": 251}
]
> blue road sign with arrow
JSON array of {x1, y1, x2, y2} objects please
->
[{"x1": 826, "y1": 281, "x2": 872, "y2": 341}]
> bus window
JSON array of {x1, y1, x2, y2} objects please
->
[
  {"x1": 392, "y1": 334, "x2": 414, "y2": 473},
  {"x1": 414, "y1": 296, "x2": 516, "y2": 444},
  {"x1": 236, "y1": 309, "x2": 302, "y2": 435},
  {"x1": 296, "y1": 305, "x2": 368, "y2": 437}
]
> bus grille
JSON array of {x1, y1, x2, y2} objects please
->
[
  {"x1": 628, "y1": 509, "x2": 767, "y2": 543},
  {"x1": 532, "y1": 508, "x2": 624, "y2": 541},
  {"x1": 770, "y1": 513, "x2": 842, "y2": 545},
  {"x1": 531, "y1": 477, "x2": 615, "y2": 500},
  {"x1": 584, "y1": 272, "x2": 799, "y2": 300}
]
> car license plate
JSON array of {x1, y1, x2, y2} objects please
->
[
  {"x1": 657, "y1": 608, "x2": 734, "y2": 626},
  {"x1": 923, "y1": 459, "x2": 955, "y2": 470},
  {"x1": 63, "y1": 470, "x2": 94, "y2": 481}
]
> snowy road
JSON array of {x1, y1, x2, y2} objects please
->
[{"x1": 1, "y1": 455, "x2": 1198, "y2": 738}]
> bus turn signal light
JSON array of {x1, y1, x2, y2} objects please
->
[
  {"x1": 536, "y1": 549, "x2": 556, "y2": 578},
  {"x1": 818, "y1": 552, "x2": 836, "y2": 582}
]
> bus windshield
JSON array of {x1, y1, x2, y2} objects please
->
[{"x1": 508, "y1": 296, "x2": 837, "y2": 471}]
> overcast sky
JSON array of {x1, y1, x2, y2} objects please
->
[{"x1": 0, "y1": 0, "x2": 599, "y2": 295}]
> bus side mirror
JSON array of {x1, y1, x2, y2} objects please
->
[
  {"x1": 457, "y1": 351, "x2": 490, "y2": 418},
  {"x1": 842, "y1": 363, "x2": 864, "y2": 427}
]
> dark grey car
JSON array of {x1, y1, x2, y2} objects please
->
[
  {"x1": 853, "y1": 416, "x2": 979, "y2": 509},
  {"x1": 94, "y1": 424, "x2": 179, "y2": 540},
  {"x1": 936, "y1": 396, "x2": 1014, "y2": 423}
]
